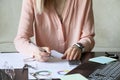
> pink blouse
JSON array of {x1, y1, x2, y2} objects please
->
[{"x1": 14, "y1": 0, "x2": 95, "y2": 56}]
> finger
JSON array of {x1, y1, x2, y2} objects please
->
[
  {"x1": 34, "y1": 53, "x2": 42, "y2": 61},
  {"x1": 45, "y1": 48, "x2": 51, "y2": 53},
  {"x1": 73, "y1": 50, "x2": 79, "y2": 60},
  {"x1": 61, "y1": 54, "x2": 66, "y2": 59},
  {"x1": 34, "y1": 52, "x2": 49, "y2": 62},
  {"x1": 76, "y1": 49, "x2": 82, "y2": 60},
  {"x1": 62, "y1": 51, "x2": 67, "y2": 59},
  {"x1": 40, "y1": 52, "x2": 50, "y2": 57},
  {"x1": 77, "y1": 54, "x2": 81, "y2": 60},
  {"x1": 66, "y1": 47, "x2": 73, "y2": 60},
  {"x1": 41, "y1": 47, "x2": 51, "y2": 53},
  {"x1": 41, "y1": 56, "x2": 49, "y2": 62},
  {"x1": 69, "y1": 47, "x2": 77, "y2": 60}
]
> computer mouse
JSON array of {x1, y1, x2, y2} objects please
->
[{"x1": 105, "y1": 52, "x2": 119, "y2": 59}]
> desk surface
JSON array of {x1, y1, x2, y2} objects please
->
[
  {"x1": 68, "y1": 52, "x2": 120, "y2": 77},
  {"x1": 53, "y1": 52, "x2": 120, "y2": 80},
  {"x1": 33, "y1": 52, "x2": 117, "y2": 80},
  {"x1": 1, "y1": 52, "x2": 120, "y2": 80}
]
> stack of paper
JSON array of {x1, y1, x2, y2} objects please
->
[{"x1": 89, "y1": 56, "x2": 117, "y2": 64}]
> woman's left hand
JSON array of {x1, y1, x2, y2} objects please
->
[{"x1": 62, "y1": 45, "x2": 82, "y2": 60}]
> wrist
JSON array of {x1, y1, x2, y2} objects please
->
[{"x1": 73, "y1": 43, "x2": 85, "y2": 53}]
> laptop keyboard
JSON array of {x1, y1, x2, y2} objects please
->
[{"x1": 88, "y1": 61, "x2": 120, "y2": 80}]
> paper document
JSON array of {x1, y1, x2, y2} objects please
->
[
  {"x1": 0, "y1": 50, "x2": 77, "y2": 79},
  {"x1": 0, "y1": 53, "x2": 25, "y2": 69},
  {"x1": 89, "y1": 56, "x2": 117, "y2": 64},
  {"x1": 28, "y1": 50, "x2": 77, "y2": 79},
  {"x1": 60, "y1": 74, "x2": 88, "y2": 80}
]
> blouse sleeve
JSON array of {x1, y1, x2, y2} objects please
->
[
  {"x1": 78, "y1": 0, "x2": 95, "y2": 52},
  {"x1": 14, "y1": 0, "x2": 40, "y2": 57}
]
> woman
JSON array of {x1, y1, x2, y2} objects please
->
[{"x1": 14, "y1": 0, "x2": 95, "y2": 62}]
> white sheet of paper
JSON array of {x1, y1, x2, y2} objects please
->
[
  {"x1": 0, "y1": 53, "x2": 25, "y2": 69},
  {"x1": 0, "y1": 50, "x2": 77, "y2": 79},
  {"x1": 28, "y1": 50, "x2": 77, "y2": 79}
]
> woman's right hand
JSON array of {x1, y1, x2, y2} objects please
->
[{"x1": 34, "y1": 47, "x2": 51, "y2": 62}]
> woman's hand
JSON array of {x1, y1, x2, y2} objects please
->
[
  {"x1": 34, "y1": 47, "x2": 51, "y2": 62},
  {"x1": 62, "y1": 45, "x2": 82, "y2": 60}
]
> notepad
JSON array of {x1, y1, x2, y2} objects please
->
[
  {"x1": 89, "y1": 56, "x2": 117, "y2": 64},
  {"x1": 60, "y1": 74, "x2": 88, "y2": 80}
]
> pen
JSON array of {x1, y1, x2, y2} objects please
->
[
  {"x1": 39, "y1": 48, "x2": 54, "y2": 58},
  {"x1": 0, "y1": 51, "x2": 18, "y2": 53},
  {"x1": 39, "y1": 48, "x2": 47, "y2": 52},
  {"x1": 32, "y1": 42, "x2": 52, "y2": 57}
]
